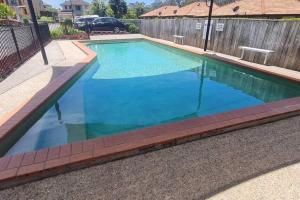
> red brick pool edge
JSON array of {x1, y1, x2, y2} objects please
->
[{"x1": 0, "y1": 39, "x2": 300, "y2": 189}]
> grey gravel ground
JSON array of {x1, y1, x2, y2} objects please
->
[{"x1": 0, "y1": 115, "x2": 299, "y2": 200}]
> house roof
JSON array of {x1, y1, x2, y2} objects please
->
[
  {"x1": 60, "y1": 0, "x2": 89, "y2": 6},
  {"x1": 140, "y1": 6, "x2": 179, "y2": 17},
  {"x1": 263, "y1": 0, "x2": 300, "y2": 15},
  {"x1": 212, "y1": 0, "x2": 300, "y2": 17},
  {"x1": 176, "y1": 2, "x2": 219, "y2": 17},
  {"x1": 141, "y1": 0, "x2": 300, "y2": 18}
]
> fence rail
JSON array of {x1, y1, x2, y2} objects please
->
[
  {"x1": 0, "y1": 24, "x2": 51, "y2": 80},
  {"x1": 141, "y1": 18, "x2": 300, "y2": 71}
]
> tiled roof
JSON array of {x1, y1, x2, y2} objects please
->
[
  {"x1": 176, "y1": 2, "x2": 219, "y2": 17},
  {"x1": 61, "y1": 0, "x2": 89, "y2": 6},
  {"x1": 263, "y1": 0, "x2": 300, "y2": 15},
  {"x1": 140, "y1": 6, "x2": 179, "y2": 17},
  {"x1": 212, "y1": 0, "x2": 300, "y2": 17},
  {"x1": 141, "y1": 0, "x2": 300, "y2": 18}
]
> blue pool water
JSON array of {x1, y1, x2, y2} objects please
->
[{"x1": 6, "y1": 40, "x2": 300, "y2": 155}]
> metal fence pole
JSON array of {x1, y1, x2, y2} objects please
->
[
  {"x1": 29, "y1": 25, "x2": 37, "y2": 49},
  {"x1": 204, "y1": 0, "x2": 214, "y2": 51},
  {"x1": 10, "y1": 27, "x2": 22, "y2": 62},
  {"x1": 27, "y1": 0, "x2": 48, "y2": 65}
]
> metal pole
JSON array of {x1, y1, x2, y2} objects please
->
[
  {"x1": 10, "y1": 27, "x2": 22, "y2": 62},
  {"x1": 29, "y1": 25, "x2": 37, "y2": 49},
  {"x1": 204, "y1": 0, "x2": 214, "y2": 51},
  {"x1": 27, "y1": 0, "x2": 48, "y2": 65},
  {"x1": 85, "y1": 20, "x2": 90, "y2": 40}
]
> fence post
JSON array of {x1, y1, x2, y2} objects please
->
[
  {"x1": 10, "y1": 27, "x2": 22, "y2": 62},
  {"x1": 29, "y1": 25, "x2": 37, "y2": 49},
  {"x1": 28, "y1": 0, "x2": 48, "y2": 65}
]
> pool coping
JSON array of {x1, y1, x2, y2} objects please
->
[{"x1": 1, "y1": 36, "x2": 300, "y2": 189}]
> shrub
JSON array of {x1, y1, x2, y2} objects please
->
[
  {"x1": 63, "y1": 18, "x2": 73, "y2": 27},
  {"x1": 127, "y1": 23, "x2": 139, "y2": 33},
  {"x1": 66, "y1": 27, "x2": 83, "y2": 35},
  {"x1": 23, "y1": 17, "x2": 29, "y2": 25},
  {"x1": 0, "y1": 3, "x2": 15, "y2": 19},
  {"x1": 50, "y1": 26, "x2": 84, "y2": 39},
  {"x1": 38, "y1": 16, "x2": 54, "y2": 23},
  {"x1": 50, "y1": 27, "x2": 63, "y2": 39}
]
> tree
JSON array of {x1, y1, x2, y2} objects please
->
[
  {"x1": 109, "y1": 0, "x2": 127, "y2": 18},
  {"x1": 130, "y1": 2, "x2": 145, "y2": 17},
  {"x1": 105, "y1": 6, "x2": 115, "y2": 17},
  {"x1": 0, "y1": 3, "x2": 15, "y2": 19},
  {"x1": 175, "y1": 0, "x2": 184, "y2": 7},
  {"x1": 89, "y1": 0, "x2": 107, "y2": 16},
  {"x1": 124, "y1": 8, "x2": 137, "y2": 19},
  {"x1": 151, "y1": 0, "x2": 163, "y2": 9}
]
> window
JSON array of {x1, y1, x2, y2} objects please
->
[
  {"x1": 65, "y1": 6, "x2": 67, "y2": 10},
  {"x1": 86, "y1": 18, "x2": 96, "y2": 22},
  {"x1": 75, "y1": 5, "x2": 81, "y2": 11},
  {"x1": 101, "y1": 18, "x2": 111, "y2": 23},
  {"x1": 109, "y1": 18, "x2": 117, "y2": 23},
  {"x1": 94, "y1": 18, "x2": 102, "y2": 24}
]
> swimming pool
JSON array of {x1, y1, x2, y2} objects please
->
[{"x1": 5, "y1": 40, "x2": 300, "y2": 155}]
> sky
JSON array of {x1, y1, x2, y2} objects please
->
[{"x1": 45, "y1": 0, "x2": 154, "y2": 8}]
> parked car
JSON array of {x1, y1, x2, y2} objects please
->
[
  {"x1": 74, "y1": 15, "x2": 99, "y2": 30},
  {"x1": 87, "y1": 17, "x2": 125, "y2": 33}
]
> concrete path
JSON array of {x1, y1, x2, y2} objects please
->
[
  {"x1": 0, "y1": 115, "x2": 299, "y2": 200},
  {"x1": 0, "y1": 40, "x2": 86, "y2": 120}
]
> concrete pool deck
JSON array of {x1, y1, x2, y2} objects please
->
[
  {"x1": 0, "y1": 40, "x2": 86, "y2": 123},
  {"x1": 0, "y1": 35, "x2": 299, "y2": 198},
  {"x1": 0, "y1": 115, "x2": 299, "y2": 199}
]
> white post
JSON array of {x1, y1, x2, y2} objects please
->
[
  {"x1": 240, "y1": 49, "x2": 245, "y2": 59},
  {"x1": 264, "y1": 53, "x2": 269, "y2": 65}
]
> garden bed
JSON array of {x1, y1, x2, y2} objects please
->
[{"x1": 57, "y1": 32, "x2": 89, "y2": 40}]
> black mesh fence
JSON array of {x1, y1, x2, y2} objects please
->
[{"x1": 0, "y1": 24, "x2": 51, "y2": 80}]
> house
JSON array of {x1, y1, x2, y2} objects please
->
[
  {"x1": 2, "y1": 0, "x2": 41, "y2": 20},
  {"x1": 40, "y1": 1, "x2": 52, "y2": 11},
  {"x1": 175, "y1": 2, "x2": 219, "y2": 17},
  {"x1": 141, "y1": 0, "x2": 300, "y2": 19},
  {"x1": 58, "y1": 0, "x2": 89, "y2": 22},
  {"x1": 212, "y1": 0, "x2": 300, "y2": 18},
  {"x1": 140, "y1": 6, "x2": 179, "y2": 18}
]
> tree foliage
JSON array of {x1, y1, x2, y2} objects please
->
[
  {"x1": 124, "y1": 8, "x2": 137, "y2": 19},
  {"x1": 109, "y1": 0, "x2": 127, "y2": 18},
  {"x1": 151, "y1": 0, "x2": 164, "y2": 9},
  {"x1": 129, "y1": 2, "x2": 145, "y2": 17},
  {"x1": 105, "y1": 6, "x2": 115, "y2": 17},
  {"x1": 0, "y1": 3, "x2": 15, "y2": 19},
  {"x1": 90, "y1": 0, "x2": 107, "y2": 16}
]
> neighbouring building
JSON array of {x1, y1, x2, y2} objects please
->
[
  {"x1": 3, "y1": 0, "x2": 42, "y2": 20},
  {"x1": 141, "y1": 0, "x2": 300, "y2": 19},
  {"x1": 140, "y1": 6, "x2": 179, "y2": 18},
  {"x1": 58, "y1": 0, "x2": 89, "y2": 22},
  {"x1": 174, "y1": 2, "x2": 219, "y2": 17},
  {"x1": 40, "y1": 1, "x2": 51, "y2": 11},
  {"x1": 211, "y1": 0, "x2": 300, "y2": 18}
]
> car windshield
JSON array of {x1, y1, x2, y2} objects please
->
[
  {"x1": 86, "y1": 18, "x2": 95, "y2": 22},
  {"x1": 75, "y1": 18, "x2": 85, "y2": 23}
]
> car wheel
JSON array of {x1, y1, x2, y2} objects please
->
[{"x1": 114, "y1": 27, "x2": 120, "y2": 33}]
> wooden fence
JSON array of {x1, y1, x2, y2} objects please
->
[{"x1": 140, "y1": 18, "x2": 300, "y2": 71}]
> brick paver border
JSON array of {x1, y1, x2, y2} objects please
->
[{"x1": 0, "y1": 37, "x2": 300, "y2": 189}]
